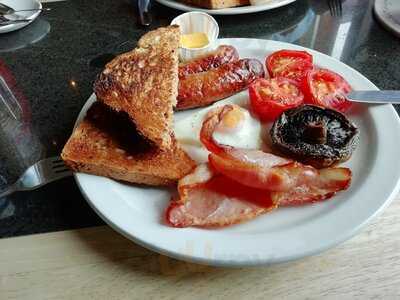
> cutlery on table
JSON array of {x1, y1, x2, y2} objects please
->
[
  {"x1": 138, "y1": 0, "x2": 152, "y2": 26},
  {"x1": 0, "y1": 18, "x2": 31, "y2": 26},
  {"x1": 0, "y1": 3, "x2": 50, "y2": 15},
  {"x1": 0, "y1": 156, "x2": 72, "y2": 198},
  {"x1": 0, "y1": 75, "x2": 22, "y2": 121},
  {"x1": 347, "y1": 91, "x2": 400, "y2": 104}
]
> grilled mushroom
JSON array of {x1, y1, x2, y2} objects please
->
[{"x1": 270, "y1": 105, "x2": 359, "y2": 168}]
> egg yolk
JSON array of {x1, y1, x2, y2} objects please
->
[{"x1": 216, "y1": 107, "x2": 245, "y2": 133}]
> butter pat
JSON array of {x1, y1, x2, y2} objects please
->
[{"x1": 180, "y1": 32, "x2": 209, "y2": 49}]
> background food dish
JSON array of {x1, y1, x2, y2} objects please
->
[
  {"x1": 374, "y1": 0, "x2": 400, "y2": 38},
  {"x1": 178, "y1": 0, "x2": 249, "y2": 9},
  {"x1": 74, "y1": 38, "x2": 400, "y2": 267},
  {"x1": 155, "y1": 0, "x2": 297, "y2": 15},
  {"x1": 0, "y1": 0, "x2": 42, "y2": 34}
]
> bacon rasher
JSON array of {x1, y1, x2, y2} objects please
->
[{"x1": 166, "y1": 105, "x2": 351, "y2": 228}]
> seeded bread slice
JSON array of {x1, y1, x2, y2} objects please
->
[
  {"x1": 61, "y1": 102, "x2": 195, "y2": 186},
  {"x1": 94, "y1": 26, "x2": 180, "y2": 149}
]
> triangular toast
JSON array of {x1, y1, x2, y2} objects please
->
[
  {"x1": 94, "y1": 25, "x2": 180, "y2": 149},
  {"x1": 61, "y1": 102, "x2": 195, "y2": 186}
]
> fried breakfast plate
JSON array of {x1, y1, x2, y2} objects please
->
[
  {"x1": 75, "y1": 39, "x2": 400, "y2": 267},
  {"x1": 155, "y1": 0, "x2": 297, "y2": 15}
]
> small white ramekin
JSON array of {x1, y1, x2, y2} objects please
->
[{"x1": 171, "y1": 12, "x2": 219, "y2": 62}]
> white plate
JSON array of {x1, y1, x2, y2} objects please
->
[
  {"x1": 374, "y1": 0, "x2": 400, "y2": 38},
  {"x1": 0, "y1": 0, "x2": 42, "y2": 34},
  {"x1": 155, "y1": 0, "x2": 297, "y2": 15},
  {"x1": 75, "y1": 38, "x2": 400, "y2": 267}
]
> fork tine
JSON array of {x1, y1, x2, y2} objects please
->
[
  {"x1": 328, "y1": 0, "x2": 342, "y2": 17},
  {"x1": 53, "y1": 164, "x2": 70, "y2": 171},
  {"x1": 332, "y1": 0, "x2": 338, "y2": 17},
  {"x1": 51, "y1": 156, "x2": 70, "y2": 172},
  {"x1": 52, "y1": 160, "x2": 67, "y2": 167},
  {"x1": 47, "y1": 170, "x2": 73, "y2": 183},
  {"x1": 41, "y1": 156, "x2": 72, "y2": 179},
  {"x1": 328, "y1": 0, "x2": 336, "y2": 16},
  {"x1": 54, "y1": 168, "x2": 72, "y2": 175},
  {"x1": 328, "y1": 0, "x2": 333, "y2": 15},
  {"x1": 50, "y1": 156, "x2": 63, "y2": 163},
  {"x1": 52, "y1": 166, "x2": 68, "y2": 172}
]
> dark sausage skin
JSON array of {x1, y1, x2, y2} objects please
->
[
  {"x1": 178, "y1": 45, "x2": 239, "y2": 79},
  {"x1": 177, "y1": 58, "x2": 265, "y2": 110}
]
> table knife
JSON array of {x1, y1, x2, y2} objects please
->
[
  {"x1": 348, "y1": 91, "x2": 400, "y2": 104},
  {"x1": 0, "y1": 19, "x2": 31, "y2": 26}
]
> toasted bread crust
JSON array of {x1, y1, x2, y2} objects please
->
[
  {"x1": 94, "y1": 26, "x2": 180, "y2": 149},
  {"x1": 64, "y1": 159, "x2": 175, "y2": 185},
  {"x1": 61, "y1": 102, "x2": 195, "y2": 186},
  {"x1": 138, "y1": 25, "x2": 180, "y2": 53}
]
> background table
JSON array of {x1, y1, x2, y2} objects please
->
[
  {"x1": 1, "y1": 0, "x2": 400, "y2": 238},
  {"x1": 1, "y1": 0, "x2": 400, "y2": 298},
  {"x1": 2, "y1": 195, "x2": 400, "y2": 299}
]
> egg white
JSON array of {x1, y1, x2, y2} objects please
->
[{"x1": 174, "y1": 100, "x2": 265, "y2": 164}]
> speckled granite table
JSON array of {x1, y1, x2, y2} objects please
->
[
  {"x1": 0, "y1": 0, "x2": 399, "y2": 238},
  {"x1": 1, "y1": 1, "x2": 400, "y2": 299}
]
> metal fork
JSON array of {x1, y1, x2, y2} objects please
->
[
  {"x1": 328, "y1": 0, "x2": 342, "y2": 17},
  {"x1": 0, "y1": 156, "x2": 72, "y2": 198}
]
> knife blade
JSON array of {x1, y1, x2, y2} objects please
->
[
  {"x1": 0, "y1": 19, "x2": 31, "y2": 26},
  {"x1": 347, "y1": 91, "x2": 400, "y2": 104}
]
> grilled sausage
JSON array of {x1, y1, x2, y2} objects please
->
[
  {"x1": 177, "y1": 58, "x2": 265, "y2": 110},
  {"x1": 178, "y1": 45, "x2": 239, "y2": 78}
]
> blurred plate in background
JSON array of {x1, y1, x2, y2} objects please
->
[
  {"x1": 155, "y1": 0, "x2": 297, "y2": 15},
  {"x1": 0, "y1": 0, "x2": 42, "y2": 34},
  {"x1": 374, "y1": 0, "x2": 400, "y2": 38}
]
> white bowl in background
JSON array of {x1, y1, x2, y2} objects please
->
[{"x1": 171, "y1": 11, "x2": 219, "y2": 61}]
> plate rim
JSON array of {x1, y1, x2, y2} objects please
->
[
  {"x1": 155, "y1": 0, "x2": 297, "y2": 15},
  {"x1": 74, "y1": 38, "x2": 400, "y2": 267},
  {"x1": 374, "y1": 0, "x2": 400, "y2": 38}
]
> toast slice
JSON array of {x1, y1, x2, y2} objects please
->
[
  {"x1": 61, "y1": 102, "x2": 195, "y2": 186},
  {"x1": 94, "y1": 25, "x2": 180, "y2": 149},
  {"x1": 138, "y1": 25, "x2": 180, "y2": 52},
  {"x1": 178, "y1": 0, "x2": 249, "y2": 9}
]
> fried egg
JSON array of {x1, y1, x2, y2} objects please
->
[{"x1": 174, "y1": 104, "x2": 264, "y2": 163}]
